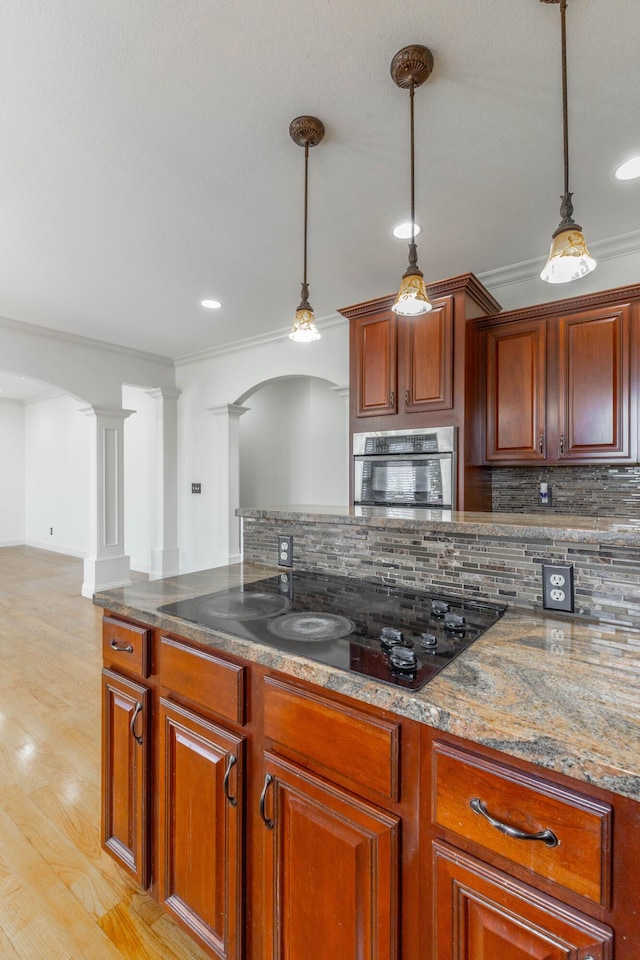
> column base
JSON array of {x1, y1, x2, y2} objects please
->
[{"x1": 82, "y1": 554, "x2": 131, "y2": 598}]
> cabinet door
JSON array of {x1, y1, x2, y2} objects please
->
[
  {"x1": 158, "y1": 698, "x2": 244, "y2": 960},
  {"x1": 101, "y1": 668, "x2": 150, "y2": 888},
  {"x1": 557, "y1": 305, "x2": 631, "y2": 461},
  {"x1": 486, "y1": 319, "x2": 547, "y2": 461},
  {"x1": 433, "y1": 842, "x2": 613, "y2": 960},
  {"x1": 351, "y1": 312, "x2": 398, "y2": 417},
  {"x1": 261, "y1": 753, "x2": 399, "y2": 960},
  {"x1": 399, "y1": 297, "x2": 453, "y2": 413}
]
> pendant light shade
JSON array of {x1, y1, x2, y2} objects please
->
[
  {"x1": 288, "y1": 116, "x2": 324, "y2": 343},
  {"x1": 390, "y1": 44, "x2": 434, "y2": 316},
  {"x1": 540, "y1": 0, "x2": 596, "y2": 284}
]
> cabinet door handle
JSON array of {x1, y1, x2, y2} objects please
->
[
  {"x1": 470, "y1": 798, "x2": 558, "y2": 847},
  {"x1": 259, "y1": 773, "x2": 274, "y2": 830},
  {"x1": 538, "y1": 434, "x2": 544, "y2": 455},
  {"x1": 404, "y1": 389, "x2": 410, "y2": 408},
  {"x1": 389, "y1": 391, "x2": 395, "y2": 408},
  {"x1": 110, "y1": 637, "x2": 133, "y2": 653},
  {"x1": 130, "y1": 701, "x2": 144, "y2": 745},
  {"x1": 223, "y1": 754, "x2": 237, "y2": 807},
  {"x1": 560, "y1": 433, "x2": 565, "y2": 454}
]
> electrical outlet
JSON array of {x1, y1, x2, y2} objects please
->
[
  {"x1": 277, "y1": 534, "x2": 293, "y2": 568},
  {"x1": 542, "y1": 563, "x2": 574, "y2": 612}
]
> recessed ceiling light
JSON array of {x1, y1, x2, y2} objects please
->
[
  {"x1": 201, "y1": 299, "x2": 222, "y2": 309},
  {"x1": 392, "y1": 221, "x2": 422, "y2": 240},
  {"x1": 614, "y1": 157, "x2": 640, "y2": 181}
]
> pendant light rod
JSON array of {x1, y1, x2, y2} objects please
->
[
  {"x1": 409, "y1": 80, "x2": 416, "y2": 247},
  {"x1": 560, "y1": 0, "x2": 569, "y2": 199},
  {"x1": 302, "y1": 140, "x2": 309, "y2": 298}
]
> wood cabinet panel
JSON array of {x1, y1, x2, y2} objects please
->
[
  {"x1": 101, "y1": 668, "x2": 150, "y2": 888},
  {"x1": 557, "y1": 306, "x2": 631, "y2": 460},
  {"x1": 262, "y1": 753, "x2": 399, "y2": 960},
  {"x1": 157, "y1": 697, "x2": 244, "y2": 960},
  {"x1": 160, "y1": 635, "x2": 245, "y2": 725},
  {"x1": 433, "y1": 842, "x2": 613, "y2": 960},
  {"x1": 352, "y1": 313, "x2": 397, "y2": 417},
  {"x1": 264, "y1": 676, "x2": 400, "y2": 801},
  {"x1": 400, "y1": 299, "x2": 453, "y2": 413},
  {"x1": 485, "y1": 320, "x2": 546, "y2": 461},
  {"x1": 432, "y1": 740, "x2": 611, "y2": 906},
  {"x1": 102, "y1": 615, "x2": 151, "y2": 678}
]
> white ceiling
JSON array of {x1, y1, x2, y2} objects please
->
[{"x1": 0, "y1": 0, "x2": 639, "y2": 381}]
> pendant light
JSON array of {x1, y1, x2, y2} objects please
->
[
  {"x1": 288, "y1": 116, "x2": 325, "y2": 342},
  {"x1": 390, "y1": 44, "x2": 434, "y2": 316},
  {"x1": 540, "y1": 0, "x2": 596, "y2": 284}
]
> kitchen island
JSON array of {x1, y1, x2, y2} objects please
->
[{"x1": 95, "y1": 505, "x2": 640, "y2": 960}]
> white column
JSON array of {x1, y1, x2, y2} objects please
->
[
  {"x1": 81, "y1": 407, "x2": 135, "y2": 598},
  {"x1": 146, "y1": 387, "x2": 181, "y2": 579},
  {"x1": 208, "y1": 403, "x2": 250, "y2": 564}
]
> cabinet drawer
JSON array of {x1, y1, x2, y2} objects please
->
[
  {"x1": 160, "y1": 636, "x2": 245, "y2": 725},
  {"x1": 264, "y1": 677, "x2": 400, "y2": 801},
  {"x1": 432, "y1": 741, "x2": 612, "y2": 906},
  {"x1": 102, "y1": 616, "x2": 151, "y2": 678}
]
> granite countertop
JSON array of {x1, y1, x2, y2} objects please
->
[
  {"x1": 238, "y1": 504, "x2": 640, "y2": 546},
  {"x1": 94, "y1": 561, "x2": 640, "y2": 802}
]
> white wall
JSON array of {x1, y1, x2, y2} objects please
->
[
  {"x1": 0, "y1": 400, "x2": 25, "y2": 546},
  {"x1": 24, "y1": 395, "x2": 90, "y2": 555},
  {"x1": 176, "y1": 321, "x2": 349, "y2": 572},
  {"x1": 239, "y1": 377, "x2": 349, "y2": 509}
]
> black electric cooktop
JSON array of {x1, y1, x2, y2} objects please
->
[{"x1": 158, "y1": 571, "x2": 506, "y2": 691}]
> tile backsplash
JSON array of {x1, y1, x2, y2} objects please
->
[
  {"x1": 242, "y1": 515, "x2": 640, "y2": 626},
  {"x1": 491, "y1": 465, "x2": 640, "y2": 516}
]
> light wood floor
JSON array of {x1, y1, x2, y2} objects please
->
[{"x1": 0, "y1": 546, "x2": 209, "y2": 960}]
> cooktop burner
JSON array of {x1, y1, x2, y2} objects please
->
[{"x1": 158, "y1": 571, "x2": 506, "y2": 691}]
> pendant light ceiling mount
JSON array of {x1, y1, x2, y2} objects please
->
[
  {"x1": 288, "y1": 115, "x2": 325, "y2": 343},
  {"x1": 390, "y1": 44, "x2": 434, "y2": 317},
  {"x1": 539, "y1": 0, "x2": 596, "y2": 284}
]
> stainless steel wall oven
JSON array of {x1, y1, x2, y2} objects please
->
[{"x1": 353, "y1": 426, "x2": 456, "y2": 509}]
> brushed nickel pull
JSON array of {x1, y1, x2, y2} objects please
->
[
  {"x1": 538, "y1": 434, "x2": 544, "y2": 454},
  {"x1": 470, "y1": 798, "x2": 558, "y2": 847},
  {"x1": 259, "y1": 773, "x2": 274, "y2": 830},
  {"x1": 110, "y1": 637, "x2": 133, "y2": 653},
  {"x1": 223, "y1": 754, "x2": 237, "y2": 807},
  {"x1": 130, "y1": 701, "x2": 143, "y2": 745},
  {"x1": 560, "y1": 433, "x2": 565, "y2": 454}
]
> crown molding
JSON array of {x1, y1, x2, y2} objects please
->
[
  {"x1": 0, "y1": 313, "x2": 173, "y2": 367},
  {"x1": 175, "y1": 312, "x2": 347, "y2": 366}
]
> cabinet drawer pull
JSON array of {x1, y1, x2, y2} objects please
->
[
  {"x1": 110, "y1": 637, "x2": 134, "y2": 653},
  {"x1": 470, "y1": 797, "x2": 558, "y2": 847},
  {"x1": 259, "y1": 773, "x2": 274, "y2": 830},
  {"x1": 130, "y1": 701, "x2": 144, "y2": 745},
  {"x1": 223, "y1": 754, "x2": 237, "y2": 807}
]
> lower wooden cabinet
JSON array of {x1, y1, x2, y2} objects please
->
[
  {"x1": 101, "y1": 667, "x2": 150, "y2": 888},
  {"x1": 157, "y1": 698, "x2": 244, "y2": 960},
  {"x1": 433, "y1": 842, "x2": 613, "y2": 960},
  {"x1": 261, "y1": 753, "x2": 400, "y2": 960}
]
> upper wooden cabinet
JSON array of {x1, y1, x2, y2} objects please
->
[
  {"x1": 341, "y1": 273, "x2": 501, "y2": 430},
  {"x1": 349, "y1": 299, "x2": 452, "y2": 419},
  {"x1": 483, "y1": 289, "x2": 639, "y2": 465}
]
